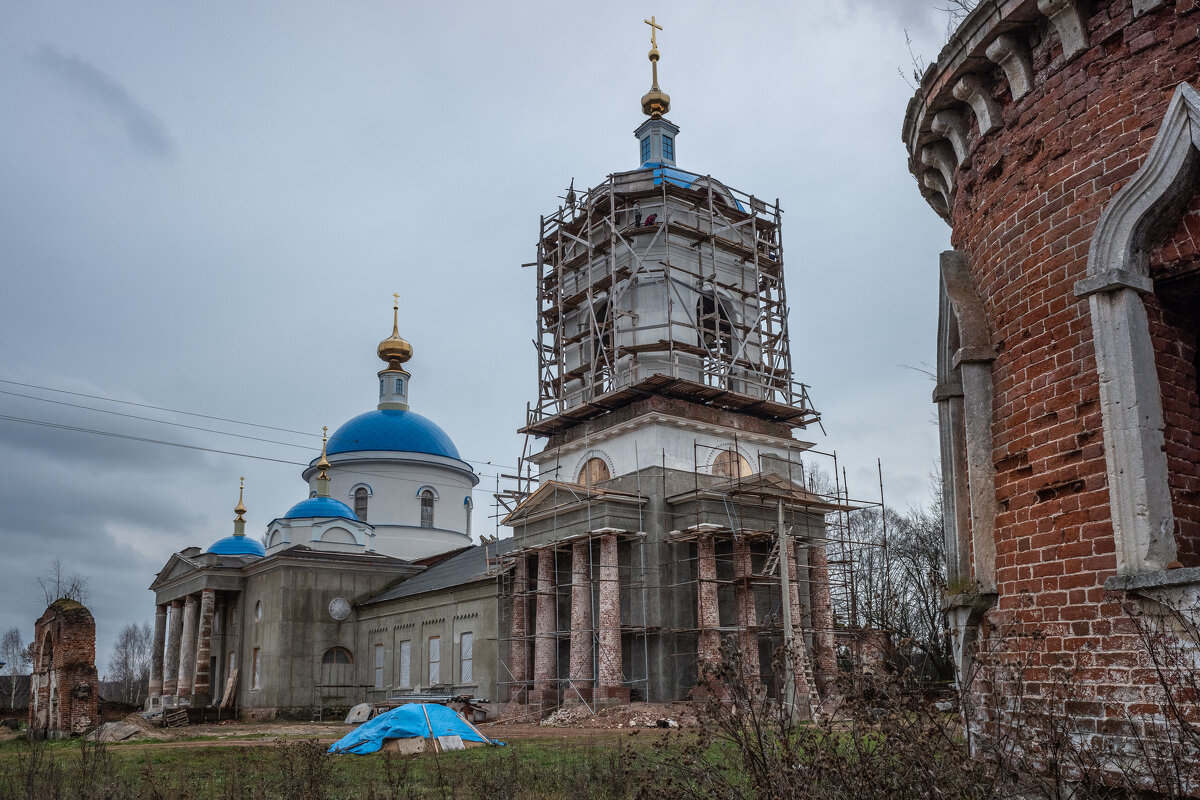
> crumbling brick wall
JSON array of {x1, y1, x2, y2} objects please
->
[
  {"x1": 903, "y1": 0, "x2": 1200, "y2": 766},
  {"x1": 28, "y1": 599, "x2": 99, "y2": 737}
]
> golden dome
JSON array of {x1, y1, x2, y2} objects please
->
[
  {"x1": 234, "y1": 476, "x2": 247, "y2": 522},
  {"x1": 378, "y1": 293, "x2": 413, "y2": 369},
  {"x1": 641, "y1": 87, "x2": 671, "y2": 119}
]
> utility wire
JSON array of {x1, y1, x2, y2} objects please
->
[
  {"x1": 0, "y1": 413, "x2": 301, "y2": 466},
  {"x1": 0, "y1": 413, "x2": 505, "y2": 489},
  {"x1": 0, "y1": 377, "x2": 520, "y2": 471},
  {"x1": 0, "y1": 388, "x2": 313, "y2": 450},
  {"x1": 0, "y1": 378, "x2": 315, "y2": 437}
]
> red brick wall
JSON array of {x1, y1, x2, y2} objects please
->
[
  {"x1": 922, "y1": 0, "x2": 1200, "y2": 747},
  {"x1": 28, "y1": 600, "x2": 99, "y2": 736}
]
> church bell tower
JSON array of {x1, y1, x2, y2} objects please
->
[{"x1": 523, "y1": 17, "x2": 819, "y2": 473}]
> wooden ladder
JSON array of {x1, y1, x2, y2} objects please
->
[
  {"x1": 794, "y1": 637, "x2": 823, "y2": 719},
  {"x1": 762, "y1": 540, "x2": 780, "y2": 576}
]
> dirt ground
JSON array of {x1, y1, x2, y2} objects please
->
[{"x1": 7, "y1": 702, "x2": 693, "y2": 751}]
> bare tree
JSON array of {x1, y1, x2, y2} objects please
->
[
  {"x1": 832, "y1": 479, "x2": 952, "y2": 680},
  {"x1": 108, "y1": 621, "x2": 154, "y2": 704},
  {"x1": 36, "y1": 557, "x2": 91, "y2": 607},
  {"x1": 0, "y1": 627, "x2": 29, "y2": 710}
]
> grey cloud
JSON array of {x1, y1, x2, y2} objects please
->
[{"x1": 31, "y1": 45, "x2": 174, "y2": 159}]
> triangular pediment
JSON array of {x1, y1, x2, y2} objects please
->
[
  {"x1": 501, "y1": 480, "x2": 642, "y2": 526},
  {"x1": 149, "y1": 552, "x2": 201, "y2": 590}
]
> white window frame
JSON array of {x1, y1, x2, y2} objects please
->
[
  {"x1": 459, "y1": 632, "x2": 473, "y2": 684},
  {"x1": 398, "y1": 640, "x2": 411, "y2": 689},
  {"x1": 374, "y1": 643, "x2": 385, "y2": 690},
  {"x1": 428, "y1": 636, "x2": 440, "y2": 685}
]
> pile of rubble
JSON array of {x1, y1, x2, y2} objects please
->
[
  {"x1": 86, "y1": 712, "x2": 169, "y2": 743},
  {"x1": 540, "y1": 702, "x2": 701, "y2": 729}
]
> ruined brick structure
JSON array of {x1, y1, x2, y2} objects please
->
[
  {"x1": 28, "y1": 599, "x2": 99, "y2": 737},
  {"x1": 904, "y1": 0, "x2": 1200, "y2": 763}
]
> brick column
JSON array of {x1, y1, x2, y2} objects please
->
[
  {"x1": 732, "y1": 538, "x2": 760, "y2": 688},
  {"x1": 807, "y1": 543, "x2": 836, "y2": 694},
  {"x1": 192, "y1": 589, "x2": 216, "y2": 705},
  {"x1": 596, "y1": 533, "x2": 627, "y2": 703},
  {"x1": 508, "y1": 554, "x2": 529, "y2": 702},
  {"x1": 530, "y1": 548, "x2": 557, "y2": 704},
  {"x1": 163, "y1": 599, "x2": 183, "y2": 696},
  {"x1": 785, "y1": 544, "x2": 815, "y2": 704},
  {"x1": 568, "y1": 540, "x2": 593, "y2": 702},
  {"x1": 149, "y1": 604, "x2": 167, "y2": 699},
  {"x1": 696, "y1": 536, "x2": 721, "y2": 679},
  {"x1": 177, "y1": 595, "x2": 199, "y2": 698}
]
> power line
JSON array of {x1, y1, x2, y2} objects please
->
[
  {"x1": 0, "y1": 412, "x2": 506, "y2": 490},
  {"x1": 0, "y1": 388, "x2": 314, "y2": 450},
  {"x1": 0, "y1": 413, "x2": 302, "y2": 466},
  {"x1": 0, "y1": 378, "x2": 316, "y2": 437},
  {"x1": 0, "y1": 377, "x2": 521, "y2": 472}
]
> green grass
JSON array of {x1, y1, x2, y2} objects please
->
[{"x1": 0, "y1": 733, "x2": 664, "y2": 800}]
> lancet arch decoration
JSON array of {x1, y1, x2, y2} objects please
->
[{"x1": 1074, "y1": 82, "x2": 1200, "y2": 574}]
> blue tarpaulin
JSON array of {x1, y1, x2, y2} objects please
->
[{"x1": 328, "y1": 703, "x2": 503, "y2": 754}]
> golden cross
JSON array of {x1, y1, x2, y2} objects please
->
[
  {"x1": 322, "y1": 426, "x2": 328, "y2": 439},
  {"x1": 392, "y1": 291, "x2": 399, "y2": 309},
  {"x1": 644, "y1": 16, "x2": 662, "y2": 49}
]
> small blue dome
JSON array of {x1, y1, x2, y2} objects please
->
[
  {"x1": 283, "y1": 496, "x2": 359, "y2": 521},
  {"x1": 206, "y1": 535, "x2": 266, "y2": 557},
  {"x1": 326, "y1": 409, "x2": 462, "y2": 460}
]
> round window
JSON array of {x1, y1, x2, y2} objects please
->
[
  {"x1": 254, "y1": 600, "x2": 262, "y2": 622},
  {"x1": 328, "y1": 596, "x2": 351, "y2": 621}
]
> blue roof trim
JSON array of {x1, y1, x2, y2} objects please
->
[
  {"x1": 646, "y1": 164, "x2": 748, "y2": 212},
  {"x1": 282, "y1": 496, "x2": 359, "y2": 521},
  {"x1": 206, "y1": 535, "x2": 266, "y2": 557},
  {"x1": 326, "y1": 409, "x2": 462, "y2": 460}
]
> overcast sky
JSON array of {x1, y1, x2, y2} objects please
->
[{"x1": 0, "y1": 1, "x2": 953, "y2": 673}]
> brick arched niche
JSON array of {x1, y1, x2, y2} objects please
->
[{"x1": 1075, "y1": 81, "x2": 1200, "y2": 575}]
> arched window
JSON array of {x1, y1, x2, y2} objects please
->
[
  {"x1": 420, "y1": 489, "x2": 435, "y2": 528},
  {"x1": 712, "y1": 449, "x2": 753, "y2": 479},
  {"x1": 464, "y1": 496, "x2": 473, "y2": 537},
  {"x1": 697, "y1": 293, "x2": 734, "y2": 356},
  {"x1": 354, "y1": 487, "x2": 369, "y2": 521},
  {"x1": 321, "y1": 646, "x2": 353, "y2": 664},
  {"x1": 587, "y1": 300, "x2": 615, "y2": 395},
  {"x1": 578, "y1": 457, "x2": 611, "y2": 487}
]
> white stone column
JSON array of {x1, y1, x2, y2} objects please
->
[
  {"x1": 162, "y1": 599, "x2": 183, "y2": 696},
  {"x1": 177, "y1": 595, "x2": 199, "y2": 698},
  {"x1": 149, "y1": 604, "x2": 167, "y2": 699}
]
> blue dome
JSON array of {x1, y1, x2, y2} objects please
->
[
  {"x1": 206, "y1": 535, "x2": 266, "y2": 557},
  {"x1": 282, "y1": 496, "x2": 359, "y2": 521},
  {"x1": 325, "y1": 409, "x2": 462, "y2": 460}
]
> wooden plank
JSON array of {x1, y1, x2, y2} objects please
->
[{"x1": 219, "y1": 669, "x2": 239, "y2": 709}]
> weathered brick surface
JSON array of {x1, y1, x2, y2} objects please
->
[
  {"x1": 910, "y1": 0, "x2": 1200, "y2": 754},
  {"x1": 28, "y1": 599, "x2": 99, "y2": 737}
]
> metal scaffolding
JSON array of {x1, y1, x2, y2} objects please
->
[
  {"x1": 489, "y1": 441, "x2": 889, "y2": 711},
  {"x1": 525, "y1": 166, "x2": 820, "y2": 438}
]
